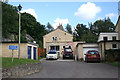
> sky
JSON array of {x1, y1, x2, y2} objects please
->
[{"x1": 9, "y1": 2, "x2": 118, "y2": 30}]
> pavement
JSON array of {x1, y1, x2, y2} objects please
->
[{"x1": 25, "y1": 58, "x2": 118, "y2": 78}]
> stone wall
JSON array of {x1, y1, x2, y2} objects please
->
[{"x1": 2, "y1": 62, "x2": 42, "y2": 78}]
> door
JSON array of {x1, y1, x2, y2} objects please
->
[
  {"x1": 83, "y1": 48, "x2": 98, "y2": 61},
  {"x1": 33, "y1": 47, "x2": 36, "y2": 60},
  {"x1": 28, "y1": 46, "x2": 31, "y2": 59}
]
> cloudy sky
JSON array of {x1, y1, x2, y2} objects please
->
[{"x1": 9, "y1": 2, "x2": 118, "y2": 30}]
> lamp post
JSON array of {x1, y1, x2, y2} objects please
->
[{"x1": 18, "y1": 4, "x2": 22, "y2": 59}]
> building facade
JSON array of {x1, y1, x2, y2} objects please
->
[
  {"x1": 116, "y1": 16, "x2": 120, "y2": 40},
  {"x1": 43, "y1": 28, "x2": 73, "y2": 57},
  {"x1": 98, "y1": 32, "x2": 120, "y2": 59},
  {"x1": 2, "y1": 41, "x2": 39, "y2": 60}
]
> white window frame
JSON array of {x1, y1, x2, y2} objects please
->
[
  {"x1": 52, "y1": 37, "x2": 57, "y2": 41},
  {"x1": 112, "y1": 44, "x2": 118, "y2": 49}
]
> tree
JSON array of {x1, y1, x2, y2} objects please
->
[
  {"x1": 2, "y1": 2, "x2": 18, "y2": 39},
  {"x1": 21, "y1": 13, "x2": 47, "y2": 48},
  {"x1": 46, "y1": 22, "x2": 54, "y2": 33},
  {"x1": 73, "y1": 23, "x2": 98, "y2": 42},
  {"x1": 93, "y1": 17, "x2": 115, "y2": 34},
  {"x1": 73, "y1": 24, "x2": 88, "y2": 41},
  {"x1": 66, "y1": 24, "x2": 72, "y2": 34},
  {"x1": 2, "y1": 2, "x2": 48, "y2": 48},
  {"x1": 57, "y1": 24, "x2": 64, "y2": 30}
]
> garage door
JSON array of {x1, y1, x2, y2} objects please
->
[{"x1": 83, "y1": 48, "x2": 98, "y2": 61}]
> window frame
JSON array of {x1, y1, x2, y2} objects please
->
[
  {"x1": 103, "y1": 37, "x2": 108, "y2": 41},
  {"x1": 112, "y1": 44, "x2": 118, "y2": 49},
  {"x1": 112, "y1": 36, "x2": 116, "y2": 41}
]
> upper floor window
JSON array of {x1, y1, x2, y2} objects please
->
[
  {"x1": 112, "y1": 36, "x2": 116, "y2": 41},
  {"x1": 52, "y1": 37, "x2": 57, "y2": 41},
  {"x1": 103, "y1": 37, "x2": 107, "y2": 41},
  {"x1": 112, "y1": 44, "x2": 117, "y2": 49}
]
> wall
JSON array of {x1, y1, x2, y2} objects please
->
[
  {"x1": 98, "y1": 41, "x2": 120, "y2": 60},
  {"x1": 2, "y1": 62, "x2": 42, "y2": 78},
  {"x1": 98, "y1": 33, "x2": 118, "y2": 42},
  {"x1": 116, "y1": 17, "x2": 120, "y2": 40},
  {"x1": 77, "y1": 44, "x2": 83, "y2": 60},
  {"x1": 2, "y1": 43, "x2": 27, "y2": 59},
  {"x1": 2, "y1": 42, "x2": 38, "y2": 60},
  {"x1": 43, "y1": 29, "x2": 73, "y2": 49}
]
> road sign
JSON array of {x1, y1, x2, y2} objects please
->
[{"x1": 9, "y1": 45, "x2": 18, "y2": 50}]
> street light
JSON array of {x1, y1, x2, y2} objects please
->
[{"x1": 18, "y1": 4, "x2": 22, "y2": 59}]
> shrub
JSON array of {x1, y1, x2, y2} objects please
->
[
  {"x1": 105, "y1": 49, "x2": 120, "y2": 62},
  {"x1": 80, "y1": 58, "x2": 83, "y2": 61}
]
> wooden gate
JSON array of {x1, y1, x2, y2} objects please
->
[{"x1": 38, "y1": 48, "x2": 46, "y2": 57}]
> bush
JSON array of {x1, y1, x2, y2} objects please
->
[
  {"x1": 43, "y1": 52, "x2": 46, "y2": 58},
  {"x1": 105, "y1": 49, "x2": 120, "y2": 62}
]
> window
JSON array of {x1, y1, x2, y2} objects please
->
[
  {"x1": 52, "y1": 37, "x2": 57, "y2": 41},
  {"x1": 103, "y1": 37, "x2": 107, "y2": 41},
  {"x1": 112, "y1": 44, "x2": 117, "y2": 49},
  {"x1": 112, "y1": 36, "x2": 116, "y2": 41},
  {"x1": 50, "y1": 46, "x2": 59, "y2": 51}
]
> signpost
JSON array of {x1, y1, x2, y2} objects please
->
[{"x1": 9, "y1": 45, "x2": 18, "y2": 62}]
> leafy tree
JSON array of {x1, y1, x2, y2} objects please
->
[
  {"x1": 73, "y1": 23, "x2": 98, "y2": 42},
  {"x1": 93, "y1": 17, "x2": 115, "y2": 35},
  {"x1": 2, "y1": 2, "x2": 18, "y2": 39},
  {"x1": 21, "y1": 13, "x2": 47, "y2": 48},
  {"x1": 57, "y1": 24, "x2": 64, "y2": 30},
  {"x1": 46, "y1": 22, "x2": 54, "y2": 32},
  {"x1": 66, "y1": 24, "x2": 72, "y2": 34},
  {"x1": 73, "y1": 24, "x2": 88, "y2": 41}
]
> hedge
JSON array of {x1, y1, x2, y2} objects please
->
[{"x1": 105, "y1": 49, "x2": 120, "y2": 62}]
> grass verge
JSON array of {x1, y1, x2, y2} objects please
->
[
  {"x1": 2, "y1": 57, "x2": 40, "y2": 68},
  {"x1": 106, "y1": 61, "x2": 120, "y2": 67}
]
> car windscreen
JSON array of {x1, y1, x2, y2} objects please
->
[
  {"x1": 64, "y1": 48, "x2": 72, "y2": 52},
  {"x1": 88, "y1": 51, "x2": 98, "y2": 54},
  {"x1": 48, "y1": 52, "x2": 56, "y2": 54}
]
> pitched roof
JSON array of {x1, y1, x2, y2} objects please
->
[
  {"x1": 116, "y1": 16, "x2": 120, "y2": 27},
  {"x1": 43, "y1": 28, "x2": 73, "y2": 37}
]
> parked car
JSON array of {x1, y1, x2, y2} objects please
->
[
  {"x1": 63, "y1": 47, "x2": 73, "y2": 59},
  {"x1": 85, "y1": 50, "x2": 100, "y2": 62},
  {"x1": 46, "y1": 51, "x2": 59, "y2": 60}
]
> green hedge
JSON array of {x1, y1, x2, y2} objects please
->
[{"x1": 105, "y1": 49, "x2": 120, "y2": 62}]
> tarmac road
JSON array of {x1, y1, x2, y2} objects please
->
[{"x1": 25, "y1": 59, "x2": 118, "y2": 78}]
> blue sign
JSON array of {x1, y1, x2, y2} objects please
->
[{"x1": 9, "y1": 45, "x2": 18, "y2": 50}]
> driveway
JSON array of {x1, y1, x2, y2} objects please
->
[{"x1": 25, "y1": 59, "x2": 118, "y2": 78}]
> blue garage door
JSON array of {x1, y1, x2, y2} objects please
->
[
  {"x1": 28, "y1": 46, "x2": 31, "y2": 59},
  {"x1": 33, "y1": 47, "x2": 36, "y2": 60}
]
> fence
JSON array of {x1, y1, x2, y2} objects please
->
[{"x1": 38, "y1": 48, "x2": 46, "y2": 57}]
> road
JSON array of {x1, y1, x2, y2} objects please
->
[{"x1": 25, "y1": 59, "x2": 118, "y2": 78}]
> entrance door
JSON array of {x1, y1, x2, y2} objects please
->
[
  {"x1": 33, "y1": 47, "x2": 36, "y2": 60},
  {"x1": 28, "y1": 46, "x2": 31, "y2": 59}
]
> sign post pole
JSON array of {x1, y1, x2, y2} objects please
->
[
  {"x1": 12, "y1": 50, "x2": 14, "y2": 62},
  {"x1": 9, "y1": 45, "x2": 18, "y2": 62}
]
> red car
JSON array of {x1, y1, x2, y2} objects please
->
[{"x1": 85, "y1": 50, "x2": 100, "y2": 62}]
